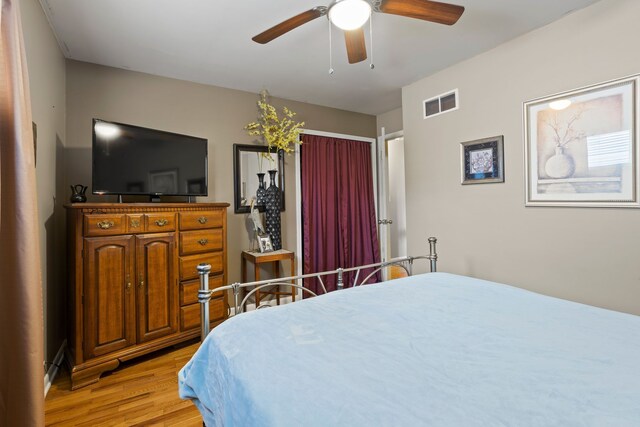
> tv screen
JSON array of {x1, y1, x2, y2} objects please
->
[{"x1": 92, "y1": 119, "x2": 208, "y2": 197}]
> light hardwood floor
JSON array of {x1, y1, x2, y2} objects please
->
[{"x1": 45, "y1": 341, "x2": 202, "y2": 426}]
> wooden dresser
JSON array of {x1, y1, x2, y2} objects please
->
[{"x1": 65, "y1": 203, "x2": 229, "y2": 389}]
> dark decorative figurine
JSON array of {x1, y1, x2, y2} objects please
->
[
  {"x1": 70, "y1": 184, "x2": 88, "y2": 203},
  {"x1": 256, "y1": 173, "x2": 267, "y2": 207},
  {"x1": 264, "y1": 170, "x2": 281, "y2": 250}
]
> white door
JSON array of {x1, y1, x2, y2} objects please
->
[{"x1": 377, "y1": 129, "x2": 407, "y2": 280}]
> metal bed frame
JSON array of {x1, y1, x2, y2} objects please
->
[{"x1": 196, "y1": 237, "x2": 438, "y2": 341}]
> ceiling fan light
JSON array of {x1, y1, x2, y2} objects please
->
[{"x1": 329, "y1": 0, "x2": 371, "y2": 31}]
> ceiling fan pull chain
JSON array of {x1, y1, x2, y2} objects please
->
[
  {"x1": 369, "y1": 10, "x2": 375, "y2": 70},
  {"x1": 329, "y1": 20, "x2": 334, "y2": 75}
]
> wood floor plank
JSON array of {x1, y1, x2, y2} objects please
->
[
  {"x1": 129, "y1": 405, "x2": 199, "y2": 426},
  {"x1": 45, "y1": 341, "x2": 203, "y2": 426}
]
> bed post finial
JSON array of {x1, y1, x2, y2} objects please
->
[
  {"x1": 197, "y1": 263, "x2": 212, "y2": 341},
  {"x1": 231, "y1": 282, "x2": 241, "y2": 315},
  {"x1": 428, "y1": 237, "x2": 438, "y2": 272},
  {"x1": 337, "y1": 268, "x2": 344, "y2": 290}
]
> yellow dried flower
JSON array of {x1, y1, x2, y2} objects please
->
[{"x1": 244, "y1": 90, "x2": 305, "y2": 164}]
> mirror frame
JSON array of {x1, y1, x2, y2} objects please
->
[{"x1": 233, "y1": 143, "x2": 285, "y2": 214}]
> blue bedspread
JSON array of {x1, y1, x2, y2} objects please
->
[{"x1": 178, "y1": 273, "x2": 640, "y2": 426}]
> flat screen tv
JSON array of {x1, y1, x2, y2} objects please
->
[{"x1": 92, "y1": 119, "x2": 208, "y2": 200}]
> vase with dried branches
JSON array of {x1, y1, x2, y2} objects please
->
[{"x1": 543, "y1": 106, "x2": 586, "y2": 179}]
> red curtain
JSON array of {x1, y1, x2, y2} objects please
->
[{"x1": 301, "y1": 134, "x2": 380, "y2": 294}]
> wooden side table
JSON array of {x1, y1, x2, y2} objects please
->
[{"x1": 241, "y1": 249, "x2": 296, "y2": 308}]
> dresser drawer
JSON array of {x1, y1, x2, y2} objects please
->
[
  {"x1": 146, "y1": 213, "x2": 176, "y2": 233},
  {"x1": 180, "y1": 275, "x2": 224, "y2": 306},
  {"x1": 126, "y1": 214, "x2": 144, "y2": 233},
  {"x1": 180, "y1": 298, "x2": 226, "y2": 331},
  {"x1": 84, "y1": 214, "x2": 126, "y2": 236},
  {"x1": 179, "y1": 229, "x2": 223, "y2": 255},
  {"x1": 179, "y1": 210, "x2": 223, "y2": 231},
  {"x1": 179, "y1": 252, "x2": 223, "y2": 281}
]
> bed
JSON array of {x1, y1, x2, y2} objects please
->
[{"x1": 179, "y1": 249, "x2": 640, "y2": 426}]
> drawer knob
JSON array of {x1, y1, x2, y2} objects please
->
[
  {"x1": 198, "y1": 238, "x2": 208, "y2": 246},
  {"x1": 97, "y1": 220, "x2": 114, "y2": 230},
  {"x1": 130, "y1": 219, "x2": 140, "y2": 228},
  {"x1": 197, "y1": 216, "x2": 208, "y2": 224},
  {"x1": 155, "y1": 219, "x2": 169, "y2": 227}
]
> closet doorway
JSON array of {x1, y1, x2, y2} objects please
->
[
  {"x1": 295, "y1": 130, "x2": 379, "y2": 295},
  {"x1": 377, "y1": 129, "x2": 407, "y2": 280}
]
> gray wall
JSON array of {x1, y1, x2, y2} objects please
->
[
  {"x1": 402, "y1": 0, "x2": 640, "y2": 315},
  {"x1": 66, "y1": 60, "x2": 377, "y2": 284},
  {"x1": 21, "y1": 0, "x2": 67, "y2": 365},
  {"x1": 377, "y1": 107, "x2": 403, "y2": 136}
]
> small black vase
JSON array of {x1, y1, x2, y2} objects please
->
[
  {"x1": 256, "y1": 173, "x2": 267, "y2": 207},
  {"x1": 265, "y1": 170, "x2": 281, "y2": 250},
  {"x1": 70, "y1": 184, "x2": 87, "y2": 203}
]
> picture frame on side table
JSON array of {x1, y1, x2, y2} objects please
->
[
  {"x1": 460, "y1": 135, "x2": 504, "y2": 184},
  {"x1": 258, "y1": 233, "x2": 274, "y2": 253},
  {"x1": 524, "y1": 75, "x2": 639, "y2": 207}
]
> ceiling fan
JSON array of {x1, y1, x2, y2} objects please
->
[{"x1": 252, "y1": 0, "x2": 465, "y2": 65}]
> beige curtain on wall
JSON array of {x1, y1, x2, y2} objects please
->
[{"x1": 0, "y1": 0, "x2": 45, "y2": 425}]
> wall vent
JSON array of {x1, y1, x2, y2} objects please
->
[{"x1": 423, "y1": 89, "x2": 459, "y2": 119}]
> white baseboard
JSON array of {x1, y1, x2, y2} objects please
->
[
  {"x1": 44, "y1": 339, "x2": 66, "y2": 397},
  {"x1": 229, "y1": 295, "x2": 295, "y2": 316}
]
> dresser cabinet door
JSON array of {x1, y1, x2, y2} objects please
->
[
  {"x1": 135, "y1": 233, "x2": 178, "y2": 343},
  {"x1": 83, "y1": 236, "x2": 136, "y2": 359}
]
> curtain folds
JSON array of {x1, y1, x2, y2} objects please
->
[
  {"x1": 301, "y1": 134, "x2": 380, "y2": 295},
  {"x1": 0, "y1": 0, "x2": 45, "y2": 425}
]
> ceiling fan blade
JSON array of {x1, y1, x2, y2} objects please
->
[
  {"x1": 379, "y1": 0, "x2": 464, "y2": 25},
  {"x1": 252, "y1": 7, "x2": 326, "y2": 44},
  {"x1": 344, "y1": 28, "x2": 367, "y2": 64}
]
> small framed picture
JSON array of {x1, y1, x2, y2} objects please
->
[
  {"x1": 258, "y1": 233, "x2": 274, "y2": 253},
  {"x1": 460, "y1": 136, "x2": 505, "y2": 184}
]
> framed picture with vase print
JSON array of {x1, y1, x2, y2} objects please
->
[{"x1": 524, "y1": 74, "x2": 640, "y2": 207}]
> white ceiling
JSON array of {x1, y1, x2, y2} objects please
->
[{"x1": 40, "y1": 0, "x2": 601, "y2": 115}]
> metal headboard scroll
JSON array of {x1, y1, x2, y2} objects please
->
[{"x1": 196, "y1": 237, "x2": 438, "y2": 340}]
